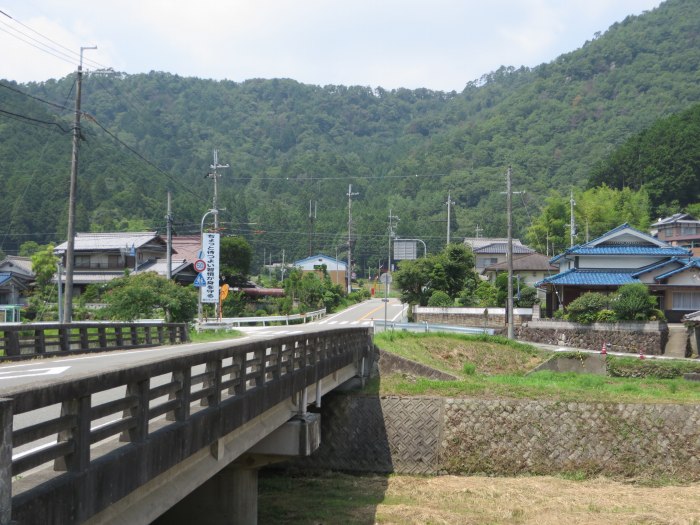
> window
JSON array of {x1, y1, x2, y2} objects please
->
[
  {"x1": 75, "y1": 255, "x2": 91, "y2": 268},
  {"x1": 681, "y1": 224, "x2": 697, "y2": 236},
  {"x1": 672, "y1": 291, "x2": 700, "y2": 310}
]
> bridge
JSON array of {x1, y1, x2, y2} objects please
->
[{"x1": 0, "y1": 325, "x2": 373, "y2": 524}]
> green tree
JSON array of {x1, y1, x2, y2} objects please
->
[
  {"x1": 19, "y1": 241, "x2": 41, "y2": 257},
  {"x1": 100, "y1": 272, "x2": 197, "y2": 322},
  {"x1": 220, "y1": 236, "x2": 252, "y2": 286},
  {"x1": 30, "y1": 244, "x2": 58, "y2": 291}
]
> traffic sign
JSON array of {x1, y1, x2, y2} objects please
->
[
  {"x1": 379, "y1": 273, "x2": 392, "y2": 284},
  {"x1": 193, "y1": 273, "x2": 206, "y2": 287},
  {"x1": 193, "y1": 259, "x2": 207, "y2": 273}
]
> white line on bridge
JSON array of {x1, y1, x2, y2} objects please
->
[{"x1": 0, "y1": 366, "x2": 71, "y2": 380}]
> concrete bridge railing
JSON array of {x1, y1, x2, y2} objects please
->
[
  {"x1": 0, "y1": 327, "x2": 372, "y2": 524},
  {"x1": 0, "y1": 322, "x2": 189, "y2": 361}
]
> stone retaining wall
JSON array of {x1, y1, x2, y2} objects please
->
[
  {"x1": 517, "y1": 320, "x2": 668, "y2": 355},
  {"x1": 293, "y1": 394, "x2": 700, "y2": 480}
]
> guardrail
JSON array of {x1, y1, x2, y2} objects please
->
[
  {"x1": 198, "y1": 308, "x2": 326, "y2": 329},
  {"x1": 0, "y1": 327, "x2": 372, "y2": 524},
  {"x1": 0, "y1": 322, "x2": 189, "y2": 361},
  {"x1": 373, "y1": 321, "x2": 495, "y2": 336}
]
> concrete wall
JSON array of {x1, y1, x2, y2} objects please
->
[
  {"x1": 413, "y1": 307, "x2": 532, "y2": 328},
  {"x1": 292, "y1": 394, "x2": 700, "y2": 480},
  {"x1": 517, "y1": 320, "x2": 668, "y2": 355}
]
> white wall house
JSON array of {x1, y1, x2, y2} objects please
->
[
  {"x1": 293, "y1": 254, "x2": 348, "y2": 287},
  {"x1": 537, "y1": 223, "x2": 699, "y2": 321}
]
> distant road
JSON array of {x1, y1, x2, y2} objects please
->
[{"x1": 235, "y1": 297, "x2": 406, "y2": 340}]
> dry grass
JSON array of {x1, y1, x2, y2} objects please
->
[{"x1": 259, "y1": 472, "x2": 700, "y2": 524}]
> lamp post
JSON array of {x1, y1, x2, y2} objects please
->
[{"x1": 198, "y1": 209, "x2": 218, "y2": 323}]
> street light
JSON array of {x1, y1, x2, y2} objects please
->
[{"x1": 198, "y1": 209, "x2": 218, "y2": 323}]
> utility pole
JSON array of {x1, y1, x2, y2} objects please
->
[
  {"x1": 475, "y1": 224, "x2": 483, "y2": 239},
  {"x1": 63, "y1": 45, "x2": 96, "y2": 323},
  {"x1": 346, "y1": 184, "x2": 359, "y2": 294},
  {"x1": 445, "y1": 191, "x2": 455, "y2": 245},
  {"x1": 166, "y1": 191, "x2": 173, "y2": 280},
  {"x1": 207, "y1": 149, "x2": 229, "y2": 230},
  {"x1": 386, "y1": 209, "x2": 399, "y2": 329},
  {"x1": 570, "y1": 189, "x2": 576, "y2": 248},
  {"x1": 307, "y1": 200, "x2": 317, "y2": 256},
  {"x1": 506, "y1": 166, "x2": 514, "y2": 339}
]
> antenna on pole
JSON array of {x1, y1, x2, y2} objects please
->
[{"x1": 207, "y1": 149, "x2": 229, "y2": 230}]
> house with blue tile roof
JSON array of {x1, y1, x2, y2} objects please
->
[{"x1": 536, "y1": 223, "x2": 699, "y2": 321}]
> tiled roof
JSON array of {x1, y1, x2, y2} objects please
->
[
  {"x1": 654, "y1": 258, "x2": 700, "y2": 281},
  {"x1": 484, "y1": 253, "x2": 557, "y2": 272},
  {"x1": 652, "y1": 213, "x2": 697, "y2": 227},
  {"x1": 566, "y1": 246, "x2": 690, "y2": 256},
  {"x1": 631, "y1": 257, "x2": 686, "y2": 277},
  {"x1": 54, "y1": 232, "x2": 163, "y2": 253},
  {"x1": 536, "y1": 269, "x2": 640, "y2": 287},
  {"x1": 0, "y1": 256, "x2": 33, "y2": 276},
  {"x1": 473, "y1": 243, "x2": 535, "y2": 255}
]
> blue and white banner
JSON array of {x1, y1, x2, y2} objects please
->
[{"x1": 201, "y1": 233, "x2": 220, "y2": 303}]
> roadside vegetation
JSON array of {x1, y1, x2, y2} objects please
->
[{"x1": 370, "y1": 331, "x2": 700, "y2": 404}]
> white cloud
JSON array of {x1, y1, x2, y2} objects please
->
[{"x1": 0, "y1": 0, "x2": 663, "y2": 90}]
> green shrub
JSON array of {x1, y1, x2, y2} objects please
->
[
  {"x1": 595, "y1": 309, "x2": 617, "y2": 323},
  {"x1": 607, "y1": 356, "x2": 700, "y2": 379},
  {"x1": 566, "y1": 292, "x2": 608, "y2": 323},
  {"x1": 462, "y1": 362, "x2": 476, "y2": 375},
  {"x1": 427, "y1": 290, "x2": 453, "y2": 307},
  {"x1": 611, "y1": 283, "x2": 657, "y2": 321}
]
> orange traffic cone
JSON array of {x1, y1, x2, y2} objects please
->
[{"x1": 600, "y1": 342, "x2": 607, "y2": 355}]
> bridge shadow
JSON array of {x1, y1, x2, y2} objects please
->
[{"x1": 259, "y1": 376, "x2": 392, "y2": 524}]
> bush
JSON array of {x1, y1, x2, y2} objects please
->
[
  {"x1": 595, "y1": 309, "x2": 617, "y2": 323},
  {"x1": 611, "y1": 283, "x2": 657, "y2": 321},
  {"x1": 427, "y1": 290, "x2": 453, "y2": 307},
  {"x1": 566, "y1": 292, "x2": 608, "y2": 323}
]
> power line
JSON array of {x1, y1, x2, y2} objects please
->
[
  {"x1": 0, "y1": 81, "x2": 74, "y2": 112},
  {"x1": 0, "y1": 107, "x2": 69, "y2": 132}
]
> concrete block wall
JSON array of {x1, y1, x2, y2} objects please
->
[
  {"x1": 413, "y1": 307, "x2": 532, "y2": 328},
  {"x1": 293, "y1": 394, "x2": 700, "y2": 480}
]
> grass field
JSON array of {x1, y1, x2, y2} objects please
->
[
  {"x1": 258, "y1": 331, "x2": 700, "y2": 524},
  {"x1": 370, "y1": 331, "x2": 700, "y2": 404},
  {"x1": 259, "y1": 471, "x2": 700, "y2": 524}
]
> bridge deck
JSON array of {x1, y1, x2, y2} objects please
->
[{"x1": 0, "y1": 326, "x2": 372, "y2": 525}]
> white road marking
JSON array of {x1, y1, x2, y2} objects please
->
[{"x1": 0, "y1": 366, "x2": 70, "y2": 380}]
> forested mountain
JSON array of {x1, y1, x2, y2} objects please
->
[{"x1": 1, "y1": 0, "x2": 699, "y2": 273}]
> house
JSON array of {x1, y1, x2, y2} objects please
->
[
  {"x1": 651, "y1": 213, "x2": 700, "y2": 256},
  {"x1": 464, "y1": 237, "x2": 535, "y2": 271},
  {"x1": 536, "y1": 223, "x2": 698, "y2": 321},
  {"x1": 0, "y1": 256, "x2": 34, "y2": 320},
  {"x1": 53, "y1": 232, "x2": 196, "y2": 296},
  {"x1": 293, "y1": 254, "x2": 348, "y2": 286},
  {"x1": 482, "y1": 252, "x2": 558, "y2": 288}
]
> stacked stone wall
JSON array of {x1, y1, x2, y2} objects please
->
[
  {"x1": 294, "y1": 394, "x2": 700, "y2": 480},
  {"x1": 517, "y1": 320, "x2": 668, "y2": 355}
]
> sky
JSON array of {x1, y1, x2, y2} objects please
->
[{"x1": 1, "y1": 0, "x2": 663, "y2": 92}]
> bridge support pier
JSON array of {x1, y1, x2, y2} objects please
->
[{"x1": 155, "y1": 412, "x2": 321, "y2": 525}]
